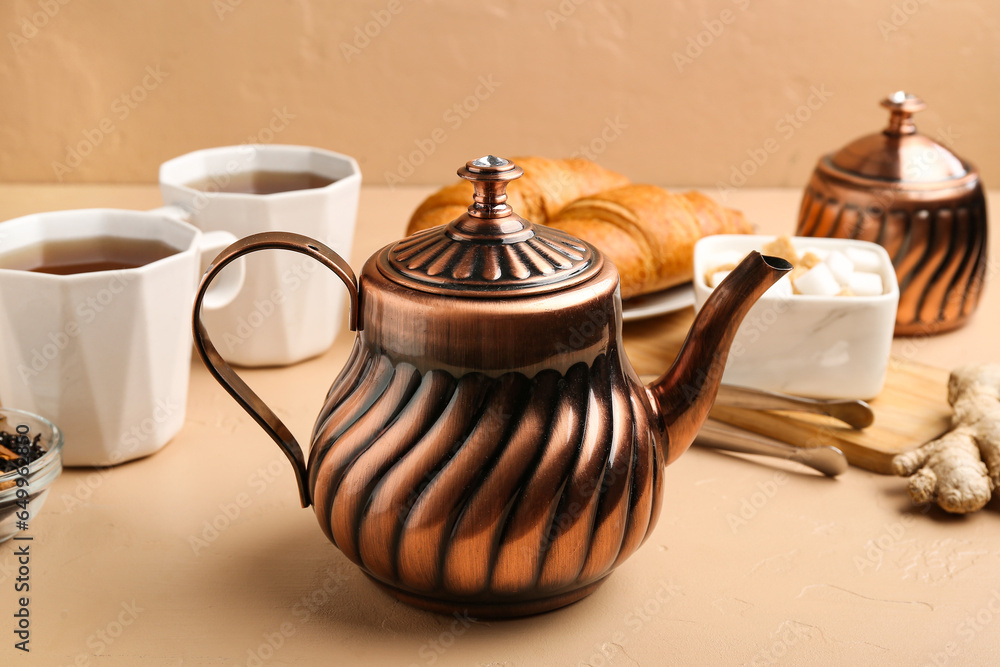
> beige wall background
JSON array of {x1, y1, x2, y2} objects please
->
[{"x1": 1, "y1": 0, "x2": 998, "y2": 191}]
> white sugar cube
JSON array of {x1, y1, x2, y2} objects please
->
[
  {"x1": 824, "y1": 250, "x2": 855, "y2": 285},
  {"x1": 709, "y1": 270, "x2": 731, "y2": 288},
  {"x1": 793, "y1": 262, "x2": 841, "y2": 297},
  {"x1": 767, "y1": 274, "x2": 794, "y2": 298},
  {"x1": 845, "y1": 247, "x2": 882, "y2": 273},
  {"x1": 848, "y1": 271, "x2": 884, "y2": 296}
]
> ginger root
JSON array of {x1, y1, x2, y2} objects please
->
[{"x1": 892, "y1": 364, "x2": 1000, "y2": 514}]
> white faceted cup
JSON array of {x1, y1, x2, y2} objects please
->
[
  {"x1": 0, "y1": 209, "x2": 242, "y2": 466},
  {"x1": 159, "y1": 145, "x2": 362, "y2": 367}
]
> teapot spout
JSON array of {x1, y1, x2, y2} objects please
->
[{"x1": 646, "y1": 251, "x2": 792, "y2": 466}]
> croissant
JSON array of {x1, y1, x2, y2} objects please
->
[
  {"x1": 406, "y1": 157, "x2": 752, "y2": 299},
  {"x1": 549, "y1": 186, "x2": 753, "y2": 298}
]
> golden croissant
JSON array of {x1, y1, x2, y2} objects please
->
[{"x1": 406, "y1": 156, "x2": 753, "y2": 299}]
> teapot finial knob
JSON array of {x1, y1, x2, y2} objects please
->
[
  {"x1": 471, "y1": 155, "x2": 508, "y2": 168},
  {"x1": 458, "y1": 155, "x2": 524, "y2": 220},
  {"x1": 384, "y1": 155, "x2": 599, "y2": 294},
  {"x1": 881, "y1": 91, "x2": 926, "y2": 137}
]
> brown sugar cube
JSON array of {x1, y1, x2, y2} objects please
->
[
  {"x1": 800, "y1": 252, "x2": 823, "y2": 269},
  {"x1": 837, "y1": 286, "x2": 855, "y2": 297},
  {"x1": 762, "y1": 235, "x2": 800, "y2": 266}
]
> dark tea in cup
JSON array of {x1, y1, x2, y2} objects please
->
[
  {"x1": 184, "y1": 170, "x2": 337, "y2": 195},
  {"x1": 0, "y1": 236, "x2": 178, "y2": 275}
]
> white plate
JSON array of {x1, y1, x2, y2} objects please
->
[{"x1": 622, "y1": 283, "x2": 696, "y2": 321}]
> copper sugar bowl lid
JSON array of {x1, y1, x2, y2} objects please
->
[
  {"x1": 379, "y1": 155, "x2": 603, "y2": 297},
  {"x1": 820, "y1": 91, "x2": 975, "y2": 189},
  {"x1": 798, "y1": 92, "x2": 988, "y2": 336}
]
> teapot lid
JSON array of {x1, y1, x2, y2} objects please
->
[
  {"x1": 378, "y1": 156, "x2": 603, "y2": 297},
  {"x1": 823, "y1": 92, "x2": 974, "y2": 185}
]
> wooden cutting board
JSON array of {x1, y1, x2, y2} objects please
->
[{"x1": 623, "y1": 307, "x2": 952, "y2": 474}]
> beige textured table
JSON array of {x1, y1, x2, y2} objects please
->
[{"x1": 2, "y1": 185, "x2": 999, "y2": 666}]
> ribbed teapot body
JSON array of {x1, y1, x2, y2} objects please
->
[{"x1": 305, "y1": 257, "x2": 665, "y2": 616}]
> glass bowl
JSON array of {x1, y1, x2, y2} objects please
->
[{"x1": 0, "y1": 408, "x2": 63, "y2": 543}]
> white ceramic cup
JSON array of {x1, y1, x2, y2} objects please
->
[
  {"x1": 159, "y1": 145, "x2": 362, "y2": 367},
  {"x1": 0, "y1": 209, "x2": 241, "y2": 466}
]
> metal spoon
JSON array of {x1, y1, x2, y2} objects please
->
[
  {"x1": 695, "y1": 419, "x2": 849, "y2": 477},
  {"x1": 714, "y1": 384, "x2": 874, "y2": 429},
  {"x1": 638, "y1": 377, "x2": 875, "y2": 429}
]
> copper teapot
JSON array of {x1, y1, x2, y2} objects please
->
[{"x1": 192, "y1": 156, "x2": 790, "y2": 617}]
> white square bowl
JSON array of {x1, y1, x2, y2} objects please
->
[{"x1": 693, "y1": 235, "x2": 900, "y2": 399}]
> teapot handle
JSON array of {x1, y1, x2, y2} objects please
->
[{"x1": 191, "y1": 232, "x2": 360, "y2": 508}]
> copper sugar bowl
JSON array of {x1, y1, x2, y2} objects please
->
[
  {"x1": 796, "y1": 92, "x2": 988, "y2": 336},
  {"x1": 192, "y1": 155, "x2": 790, "y2": 618}
]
